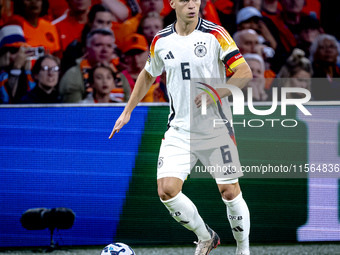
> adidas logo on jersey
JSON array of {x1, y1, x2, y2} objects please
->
[{"x1": 164, "y1": 51, "x2": 175, "y2": 60}]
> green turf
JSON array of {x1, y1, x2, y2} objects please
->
[{"x1": 1, "y1": 244, "x2": 340, "y2": 255}]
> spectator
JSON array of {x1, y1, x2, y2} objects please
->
[
  {"x1": 101, "y1": 0, "x2": 131, "y2": 22},
  {"x1": 233, "y1": 29, "x2": 276, "y2": 89},
  {"x1": 20, "y1": 54, "x2": 61, "y2": 103},
  {"x1": 59, "y1": 28, "x2": 129, "y2": 103},
  {"x1": 199, "y1": 0, "x2": 222, "y2": 25},
  {"x1": 82, "y1": 63, "x2": 128, "y2": 103},
  {"x1": 243, "y1": 53, "x2": 269, "y2": 101},
  {"x1": 47, "y1": 0, "x2": 68, "y2": 21},
  {"x1": 296, "y1": 15, "x2": 323, "y2": 58},
  {"x1": 0, "y1": 25, "x2": 35, "y2": 104},
  {"x1": 0, "y1": 0, "x2": 13, "y2": 26},
  {"x1": 280, "y1": 0, "x2": 306, "y2": 32},
  {"x1": 52, "y1": 0, "x2": 91, "y2": 53},
  {"x1": 140, "y1": 0, "x2": 164, "y2": 15},
  {"x1": 309, "y1": 34, "x2": 340, "y2": 100},
  {"x1": 121, "y1": 33, "x2": 167, "y2": 102},
  {"x1": 278, "y1": 48, "x2": 313, "y2": 98},
  {"x1": 262, "y1": 0, "x2": 309, "y2": 55},
  {"x1": 234, "y1": 29, "x2": 260, "y2": 55},
  {"x1": 10, "y1": 0, "x2": 60, "y2": 54},
  {"x1": 61, "y1": 4, "x2": 115, "y2": 74},
  {"x1": 138, "y1": 12, "x2": 164, "y2": 46},
  {"x1": 262, "y1": 0, "x2": 278, "y2": 15},
  {"x1": 112, "y1": 0, "x2": 164, "y2": 51},
  {"x1": 236, "y1": 6, "x2": 277, "y2": 51},
  {"x1": 236, "y1": 0, "x2": 263, "y2": 12}
]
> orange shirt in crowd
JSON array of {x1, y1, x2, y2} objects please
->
[
  {"x1": 262, "y1": 11, "x2": 297, "y2": 53},
  {"x1": 9, "y1": 15, "x2": 60, "y2": 54},
  {"x1": 111, "y1": 14, "x2": 142, "y2": 50},
  {"x1": 48, "y1": 0, "x2": 102, "y2": 20},
  {"x1": 48, "y1": 0, "x2": 69, "y2": 21},
  {"x1": 202, "y1": 1, "x2": 221, "y2": 25},
  {"x1": 52, "y1": 11, "x2": 86, "y2": 53},
  {"x1": 212, "y1": 0, "x2": 234, "y2": 15},
  {"x1": 122, "y1": 69, "x2": 166, "y2": 102}
]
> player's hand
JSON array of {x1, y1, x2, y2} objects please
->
[
  {"x1": 108, "y1": 112, "x2": 131, "y2": 139},
  {"x1": 194, "y1": 92, "x2": 215, "y2": 108}
]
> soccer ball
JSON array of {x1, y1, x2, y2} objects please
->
[{"x1": 100, "y1": 243, "x2": 135, "y2": 255}]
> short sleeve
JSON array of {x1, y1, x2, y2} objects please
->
[
  {"x1": 144, "y1": 35, "x2": 164, "y2": 77},
  {"x1": 214, "y1": 26, "x2": 245, "y2": 71}
]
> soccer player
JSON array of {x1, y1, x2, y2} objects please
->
[{"x1": 109, "y1": 0, "x2": 252, "y2": 254}]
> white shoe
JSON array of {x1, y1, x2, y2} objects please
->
[{"x1": 194, "y1": 225, "x2": 220, "y2": 255}]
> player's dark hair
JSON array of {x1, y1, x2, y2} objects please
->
[{"x1": 13, "y1": 0, "x2": 49, "y2": 18}]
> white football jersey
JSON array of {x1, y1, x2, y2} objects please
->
[{"x1": 145, "y1": 18, "x2": 245, "y2": 141}]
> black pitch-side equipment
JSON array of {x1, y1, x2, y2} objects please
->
[{"x1": 21, "y1": 207, "x2": 75, "y2": 251}]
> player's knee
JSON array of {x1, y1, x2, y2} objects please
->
[
  {"x1": 158, "y1": 184, "x2": 180, "y2": 201},
  {"x1": 220, "y1": 184, "x2": 240, "y2": 201}
]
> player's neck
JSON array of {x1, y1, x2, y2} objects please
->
[{"x1": 175, "y1": 17, "x2": 198, "y2": 36}]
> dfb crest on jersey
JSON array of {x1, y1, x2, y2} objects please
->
[{"x1": 194, "y1": 42, "x2": 207, "y2": 58}]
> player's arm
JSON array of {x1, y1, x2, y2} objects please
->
[
  {"x1": 217, "y1": 61, "x2": 252, "y2": 98},
  {"x1": 195, "y1": 61, "x2": 252, "y2": 108},
  {"x1": 108, "y1": 69, "x2": 156, "y2": 138}
]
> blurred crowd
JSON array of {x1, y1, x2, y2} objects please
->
[{"x1": 0, "y1": 0, "x2": 339, "y2": 104}]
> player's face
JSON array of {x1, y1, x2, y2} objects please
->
[
  {"x1": 92, "y1": 12, "x2": 114, "y2": 29},
  {"x1": 36, "y1": 58, "x2": 59, "y2": 88},
  {"x1": 87, "y1": 34, "x2": 115, "y2": 64},
  {"x1": 92, "y1": 67, "x2": 115, "y2": 95},
  {"x1": 171, "y1": 0, "x2": 201, "y2": 22}
]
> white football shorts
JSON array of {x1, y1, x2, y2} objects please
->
[{"x1": 157, "y1": 127, "x2": 243, "y2": 184}]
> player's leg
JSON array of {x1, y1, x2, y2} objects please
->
[
  {"x1": 157, "y1": 128, "x2": 219, "y2": 254},
  {"x1": 197, "y1": 133, "x2": 250, "y2": 254},
  {"x1": 218, "y1": 181, "x2": 250, "y2": 255},
  {"x1": 158, "y1": 177, "x2": 212, "y2": 241}
]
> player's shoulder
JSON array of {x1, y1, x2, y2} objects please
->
[
  {"x1": 197, "y1": 18, "x2": 233, "y2": 44},
  {"x1": 155, "y1": 24, "x2": 175, "y2": 40},
  {"x1": 196, "y1": 18, "x2": 226, "y2": 33},
  {"x1": 151, "y1": 24, "x2": 175, "y2": 50}
]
